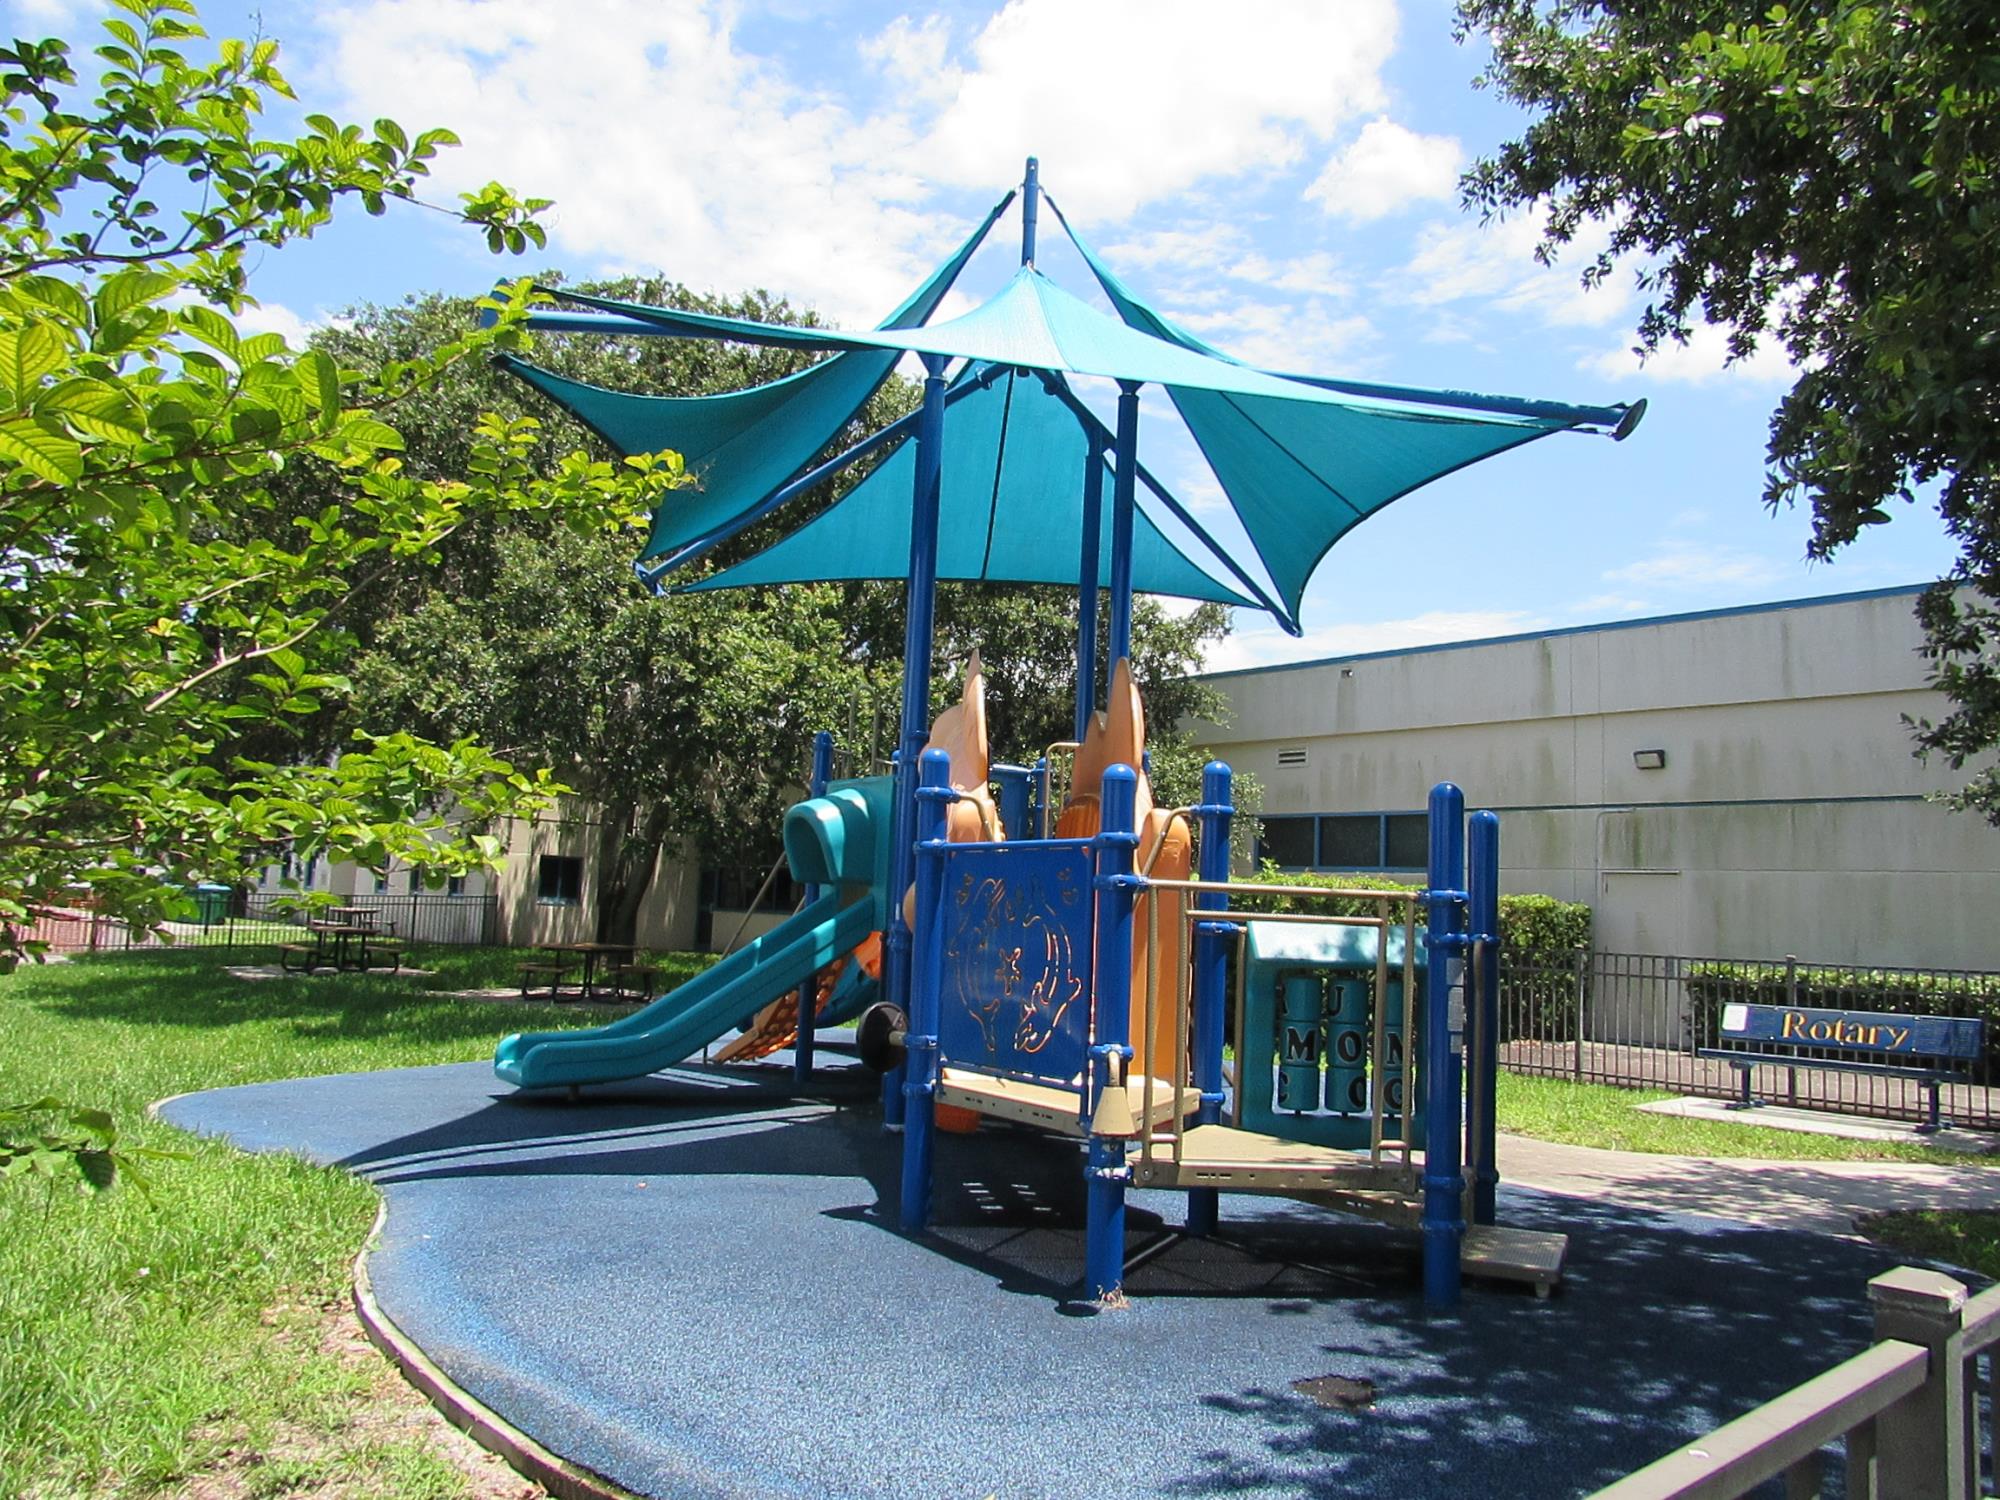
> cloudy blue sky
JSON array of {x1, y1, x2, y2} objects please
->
[{"x1": 32, "y1": 0, "x2": 1962, "y2": 670}]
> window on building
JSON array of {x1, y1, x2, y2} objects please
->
[
  {"x1": 372, "y1": 870, "x2": 390, "y2": 894},
  {"x1": 537, "y1": 855, "x2": 584, "y2": 906},
  {"x1": 1383, "y1": 813, "x2": 1430, "y2": 871},
  {"x1": 1256, "y1": 816, "x2": 1316, "y2": 868},
  {"x1": 1260, "y1": 811, "x2": 1432, "y2": 873},
  {"x1": 1319, "y1": 815, "x2": 1380, "y2": 868},
  {"x1": 693, "y1": 859, "x2": 800, "y2": 947},
  {"x1": 446, "y1": 873, "x2": 468, "y2": 898}
]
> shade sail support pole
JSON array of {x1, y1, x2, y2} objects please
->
[
  {"x1": 884, "y1": 351, "x2": 951, "y2": 1133},
  {"x1": 1075, "y1": 433, "x2": 1104, "y2": 741},
  {"x1": 1021, "y1": 157, "x2": 1040, "y2": 267},
  {"x1": 1107, "y1": 381, "x2": 1140, "y2": 668}
]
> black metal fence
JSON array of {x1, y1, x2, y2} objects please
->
[
  {"x1": 1500, "y1": 947, "x2": 2000, "y2": 1131},
  {"x1": 21, "y1": 890, "x2": 501, "y2": 955}
]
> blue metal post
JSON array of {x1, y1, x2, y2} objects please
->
[
  {"x1": 1021, "y1": 156, "x2": 1040, "y2": 266},
  {"x1": 793, "y1": 730, "x2": 835, "y2": 1088},
  {"x1": 883, "y1": 353, "x2": 951, "y2": 1131},
  {"x1": 1031, "y1": 757, "x2": 1050, "y2": 840},
  {"x1": 1186, "y1": 761, "x2": 1234, "y2": 1237},
  {"x1": 1468, "y1": 810, "x2": 1501, "y2": 1225},
  {"x1": 1107, "y1": 382, "x2": 1140, "y2": 668},
  {"x1": 993, "y1": 766, "x2": 1031, "y2": 841},
  {"x1": 1422, "y1": 783, "x2": 1468, "y2": 1308},
  {"x1": 1086, "y1": 763, "x2": 1139, "y2": 1301},
  {"x1": 1074, "y1": 439, "x2": 1103, "y2": 742},
  {"x1": 900, "y1": 748, "x2": 953, "y2": 1231}
]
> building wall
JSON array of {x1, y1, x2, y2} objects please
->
[
  {"x1": 493, "y1": 799, "x2": 702, "y2": 952},
  {"x1": 1192, "y1": 587, "x2": 2000, "y2": 971}
]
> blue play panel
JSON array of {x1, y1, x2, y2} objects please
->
[{"x1": 160, "y1": 1046, "x2": 1913, "y2": 1499}]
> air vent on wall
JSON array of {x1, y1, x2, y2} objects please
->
[{"x1": 1276, "y1": 747, "x2": 1308, "y2": 768}]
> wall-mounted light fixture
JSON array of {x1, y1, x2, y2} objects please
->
[{"x1": 1633, "y1": 748, "x2": 1667, "y2": 771}]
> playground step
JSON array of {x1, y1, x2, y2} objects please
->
[
  {"x1": 936, "y1": 1068, "x2": 1200, "y2": 1137},
  {"x1": 1461, "y1": 1224, "x2": 1569, "y2": 1299},
  {"x1": 1129, "y1": 1124, "x2": 1418, "y2": 1195}
]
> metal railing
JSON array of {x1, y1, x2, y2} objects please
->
[
  {"x1": 1500, "y1": 946, "x2": 2000, "y2": 1131},
  {"x1": 17, "y1": 890, "x2": 501, "y2": 954},
  {"x1": 1595, "y1": 1266, "x2": 1999, "y2": 1498},
  {"x1": 1130, "y1": 878, "x2": 1423, "y2": 1183}
]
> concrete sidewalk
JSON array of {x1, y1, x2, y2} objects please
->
[{"x1": 1498, "y1": 1131, "x2": 1999, "y2": 1237}]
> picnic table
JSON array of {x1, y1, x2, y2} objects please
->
[
  {"x1": 521, "y1": 941, "x2": 642, "y2": 1001},
  {"x1": 278, "y1": 906, "x2": 403, "y2": 974}
]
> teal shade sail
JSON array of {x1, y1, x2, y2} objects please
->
[
  {"x1": 1040, "y1": 198, "x2": 1600, "y2": 620},
  {"x1": 501, "y1": 191, "x2": 1013, "y2": 563},
  {"x1": 515, "y1": 175, "x2": 1640, "y2": 628},
  {"x1": 546, "y1": 257, "x2": 1632, "y2": 624},
  {"x1": 686, "y1": 365, "x2": 1255, "y2": 608}
]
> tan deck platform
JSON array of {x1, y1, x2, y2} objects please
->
[
  {"x1": 1462, "y1": 1224, "x2": 1568, "y2": 1298},
  {"x1": 1129, "y1": 1123, "x2": 1418, "y2": 1195},
  {"x1": 936, "y1": 1068, "x2": 1200, "y2": 1137}
]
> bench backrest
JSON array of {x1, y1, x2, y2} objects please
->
[{"x1": 1720, "y1": 1002, "x2": 1985, "y2": 1061}]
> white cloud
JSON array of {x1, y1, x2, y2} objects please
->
[
  {"x1": 1101, "y1": 223, "x2": 1254, "y2": 274},
  {"x1": 1306, "y1": 117, "x2": 1461, "y2": 222},
  {"x1": 900, "y1": 0, "x2": 1401, "y2": 220},
  {"x1": 858, "y1": 15, "x2": 957, "y2": 109},
  {"x1": 1205, "y1": 608, "x2": 1549, "y2": 673},
  {"x1": 1178, "y1": 296, "x2": 1374, "y2": 372},
  {"x1": 1225, "y1": 251, "x2": 1351, "y2": 301},
  {"x1": 1566, "y1": 592, "x2": 1654, "y2": 619},
  {"x1": 236, "y1": 300, "x2": 319, "y2": 348},
  {"x1": 1397, "y1": 209, "x2": 1628, "y2": 329},
  {"x1": 1603, "y1": 546, "x2": 1785, "y2": 590},
  {"x1": 313, "y1": 0, "x2": 1407, "y2": 326},
  {"x1": 1583, "y1": 321, "x2": 1797, "y2": 386},
  {"x1": 315, "y1": 0, "x2": 961, "y2": 324}
]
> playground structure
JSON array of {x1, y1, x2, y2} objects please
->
[{"x1": 490, "y1": 158, "x2": 1643, "y2": 1305}]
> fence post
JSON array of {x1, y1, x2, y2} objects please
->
[
  {"x1": 1783, "y1": 955, "x2": 1802, "y2": 1105},
  {"x1": 1869, "y1": 1266, "x2": 1970, "y2": 1500},
  {"x1": 1572, "y1": 944, "x2": 1588, "y2": 1082}
]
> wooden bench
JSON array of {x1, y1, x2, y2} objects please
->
[
  {"x1": 517, "y1": 962, "x2": 572, "y2": 999},
  {"x1": 607, "y1": 964, "x2": 659, "y2": 1000},
  {"x1": 278, "y1": 943, "x2": 318, "y2": 974},
  {"x1": 1699, "y1": 1001, "x2": 1985, "y2": 1132},
  {"x1": 361, "y1": 938, "x2": 405, "y2": 973}
]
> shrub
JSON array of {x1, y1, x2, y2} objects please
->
[{"x1": 1231, "y1": 865, "x2": 1590, "y2": 948}]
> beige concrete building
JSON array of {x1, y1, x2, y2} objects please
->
[
  {"x1": 1191, "y1": 585, "x2": 2000, "y2": 970},
  {"x1": 252, "y1": 799, "x2": 782, "y2": 954}
]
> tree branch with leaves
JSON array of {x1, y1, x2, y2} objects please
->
[{"x1": 0, "y1": 0, "x2": 686, "y2": 960}]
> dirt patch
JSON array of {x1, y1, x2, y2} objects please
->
[{"x1": 163, "y1": 1298, "x2": 543, "y2": 1500}]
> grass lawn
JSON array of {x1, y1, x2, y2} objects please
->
[
  {"x1": 6, "y1": 946, "x2": 1987, "y2": 1496},
  {"x1": 0, "y1": 945, "x2": 705, "y2": 1499},
  {"x1": 1856, "y1": 1210, "x2": 2000, "y2": 1281},
  {"x1": 1496, "y1": 1073, "x2": 1998, "y2": 1168}
]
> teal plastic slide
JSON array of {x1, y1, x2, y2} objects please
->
[{"x1": 494, "y1": 777, "x2": 892, "y2": 1091}]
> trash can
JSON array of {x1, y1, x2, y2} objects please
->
[{"x1": 193, "y1": 882, "x2": 232, "y2": 927}]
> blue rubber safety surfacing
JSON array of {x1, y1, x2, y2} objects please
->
[{"x1": 161, "y1": 1049, "x2": 1914, "y2": 1500}]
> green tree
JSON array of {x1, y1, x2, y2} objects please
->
[
  {"x1": 1458, "y1": 0, "x2": 2000, "y2": 817},
  {"x1": 324, "y1": 286, "x2": 1232, "y2": 940},
  {"x1": 0, "y1": 0, "x2": 680, "y2": 956}
]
